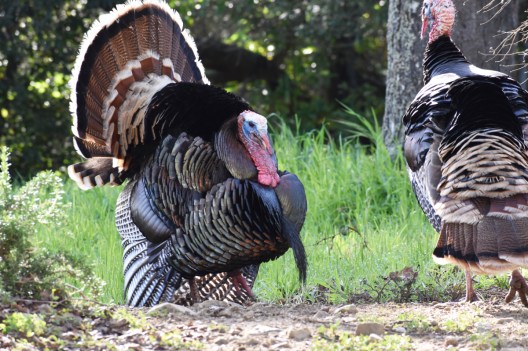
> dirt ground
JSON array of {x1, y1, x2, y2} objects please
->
[{"x1": 2, "y1": 294, "x2": 528, "y2": 350}]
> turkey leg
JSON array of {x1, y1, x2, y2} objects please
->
[
  {"x1": 504, "y1": 269, "x2": 528, "y2": 307},
  {"x1": 464, "y1": 268, "x2": 478, "y2": 302},
  {"x1": 228, "y1": 269, "x2": 255, "y2": 299},
  {"x1": 189, "y1": 277, "x2": 202, "y2": 303}
]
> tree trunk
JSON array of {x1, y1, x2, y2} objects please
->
[
  {"x1": 382, "y1": 0, "x2": 519, "y2": 155},
  {"x1": 382, "y1": 0, "x2": 425, "y2": 156}
]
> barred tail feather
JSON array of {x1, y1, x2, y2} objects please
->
[
  {"x1": 68, "y1": 158, "x2": 121, "y2": 190},
  {"x1": 174, "y1": 265, "x2": 260, "y2": 306},
  {"x1": 117, "y1": 180, "x2": 259, "y2": 306},
  {"x1": 117, "y1": 180, "x2": 182, "y2": 307},
  {"x1": 434, "y1": 217, "x2": 528, "y2": 274}
]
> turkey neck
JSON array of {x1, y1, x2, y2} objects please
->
[
  {"x1": 215, "y1": 119, "x2": 259, "y2": 180},
  {"x1": 423, "y1": 36, "x2": 468, "y2": 84}
]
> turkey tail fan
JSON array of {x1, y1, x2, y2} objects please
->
[
  {"x1": 69, "y1": 0, "x2": 208, "y2": 189},
  {"x1": 434, "y1": 215, "x2": 528, "y2": 274},
  {"x1": 116, "y1": 180, "x2": 183, "y2": 307}
]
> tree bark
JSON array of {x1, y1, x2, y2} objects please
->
[
  {"x1": 382, "y1": 0, "x2": 425, "y2": 156},
  {"x1": 382, "y1": 0, "x2": 519, "y2": 155}
]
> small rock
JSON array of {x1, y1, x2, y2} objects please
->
[
  {"x1": 369, "y1": 333, "x2": 383, "y2": 343},
  {"x1": 355, "y1": 322, "x2": 385, "y2": 336},
  {"x1": 271, "y1": 342, "x2": 290, "y2": 349},
  {"x1": 214, "y1": 337, "x2": 229, "y2": 345},
  {"x1": 334, "y1": 304, "x2": 359, "y2": 315},
  {"x1": 243, "y1": 311, "x2": 255, "y2": 320},
  {"x1": 194, "y1": 299, "x2": 229, "y2": 310},
  {"x1": 241, "y1": 337, "x2": 260, "y2": 345},
  {"x1": 497, "y1": 317, "x2": 515, "y2": 324},
  {"x1": 313, "y1": 310, "x2": 331, "y2": 319},
  {"x1": 247, "y1": 325, "x2": 281, "y2": 335},
  {"x1": 147, "y1": 302, "x2": 197, "y2": 317},
  {"x1": 445, "y1": 336, "x2": 458, "y2": 347},
  {"x1": 218, "y1": 305, "x2": 243, "y2": 318},
  {"x1": 287, "y1": 327, "x2": 312, "y2": 341},
  {"x1": 393, "y1": 326, "x2": 406, "y2": 334},
  {"x1": 108, "y1": 318, "x2": 129, "y2": 329},
  {"x1": 230, "y1": 327, "x2": 242, "y2": 336}
]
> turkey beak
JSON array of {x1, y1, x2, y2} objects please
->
[
  {"x1": 421, "y1": 4, "x2": 433, "y2": 40},
  {"x1": 256, "y1": 130, "x2": 274, "y2": 156},
  {"x1": 421, "y1": 17, "x2": 428, "y2": 39}
]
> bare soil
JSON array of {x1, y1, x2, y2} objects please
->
[{"x1": 2, "y1": 295, "x2": 528, "y2": 350}]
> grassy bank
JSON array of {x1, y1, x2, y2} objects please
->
[{"x1": 33, "y1": 116, "x2": 482, "y2": 304}]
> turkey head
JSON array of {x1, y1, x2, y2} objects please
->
[
  {"x1": 216, "y1": 110, "x2": 280, "y2": 188},
  {"x1": 421, "y1": 0, "x2": 455, "y2": 42}
]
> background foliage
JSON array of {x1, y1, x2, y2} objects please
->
[{"x1": 0, "y1": 0, "x2": 387, "y2": 177}]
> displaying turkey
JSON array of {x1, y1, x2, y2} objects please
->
[
  {"x1": 68, "y1": 0, "x2": 307, "y2": 307},
  {"x1": 403, "y1": 0, "x2": 528, "y2": 306}
]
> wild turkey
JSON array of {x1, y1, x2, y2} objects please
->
[
  {"x1": 403, "y1": 0, "x2": 528, "y2": 306},
  {"x1": 68, "y1": 0, "x2": 307, "y2": 307}
]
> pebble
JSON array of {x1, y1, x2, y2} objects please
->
[
  {"x1": 243, "y1": 311, "x2": 256, "y2": 320},
  {"x1": 241, "y1": 337, "x2": 260, "y2": 345},
  {"x1": 214, "y1": 337, "x2": 229, "y2": 345},
  {"x1": 369, "y1": 333, "x2": 383, "y2": 343},
  {"x1": 287, "y1": 326, "x2": 312, "y2": 341},
  {"x1": 334, "y1": 304, "x2": 359, "y2": 315},
  {"x1": 247, "y1": 325, "x2": 281, "y2": 335},
  {"x1": 393, "y1": 326, "x2": 406, "y2": 334},
  {"x1": 313, "y1": 310, "x2": 331, "y2": 320},
  {"x1": 271, "y1": 342, "x2": 291, "y2": 349},
  {"x1": 194, "y1": 300, "x2": 229, "y2": 310},
  {"x1": 497, "y1": 317, "x2": 515, "y2": 324},
  {"x1": 445, "y1": 336, "x2": 458, "y2": 347},
  {"x1": 147, "y1": 302, "x2": 197, "y2": 317},
  {"x1": 218, "y1": 305, "x2": 243, "y2": 318},
  {"x1": 355, "y1": 322, "x2": 385, "y2": 336},
  {"x1": 108, "y1": 318, "x2": 128, "y2": 329}
]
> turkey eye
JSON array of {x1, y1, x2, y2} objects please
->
[{"x1": 248, "y1": 121, "x2": 256, "y2": 128}]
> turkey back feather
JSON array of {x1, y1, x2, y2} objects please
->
[{"x1": 69, "y1": 0, "x2": 208, "y2": 189}]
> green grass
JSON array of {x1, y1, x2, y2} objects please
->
[{"x1": 34, "y1": 114, "x2": 465, "y2": 304}]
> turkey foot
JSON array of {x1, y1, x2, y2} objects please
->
[
  {"x1": 462, "y1": 268, "x2": 478, "y2": 303},
  {"x1": 228, "y1": 269, "x2": 255, "y2": 299},
  {"x1": 505, "y1": 269, "x2": 528, "y2": 307}
]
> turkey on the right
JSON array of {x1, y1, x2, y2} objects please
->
[{"x1": 403, "y1": 0, "x2": 528, "y2": 305}]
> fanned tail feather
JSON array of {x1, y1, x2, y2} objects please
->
[
  {"x1": 69, "y1": 0, "x2": 208, "y2": 188},
  {"x1": 434, "y1": 215, "x2": 528, "y2": 274},
  {"x1": 68, "y1": 158, "x2": 122, "y2": 190}
]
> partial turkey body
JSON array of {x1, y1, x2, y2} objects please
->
[
  {"x1": 404, "y1": 0, "x2": 528, "y2": 306},
  {"x1": 68, "y1": 0, "x2": 307, "y2": 307}
]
